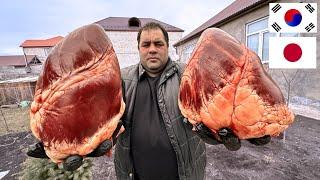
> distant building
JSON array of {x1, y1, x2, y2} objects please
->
[
  {"x1": 0, "y1": 36, "x2": 64, "y2": 80},
  {"x1": 95, "y1": 17, "x2": 184, "y2": 68},
  {"x1": 2, "y1": 17, "x2": 182, "y2": 80},
  {"x1": 20, "y1": 36, "x2": 64, "y2": 62},
  {"x1": 0, "y1": 55, "x2": 41, "y2": 80},
  {"x1": 0, "y1": 17, "x2": 183, "y2": 103}
]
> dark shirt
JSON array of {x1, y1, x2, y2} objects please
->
[{"x1": 131, "y1": 73, "x2": 179, "y2": 180}]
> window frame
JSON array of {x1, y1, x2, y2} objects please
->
[
  {"x1": 246, "y1": 16, "x2": 300, "y2": 64},
  {"x1": 245, "y1": 16, "x2": 269, "y2": 63}
]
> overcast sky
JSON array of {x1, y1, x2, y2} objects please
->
[{"x1": 0, "y1": 0, "x2": 234, "y2": 55}]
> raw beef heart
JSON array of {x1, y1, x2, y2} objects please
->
[
  {"x1": 178, "y1": 28, "x2": 294, "y2": 139},
  {"x1": 30, "y1": 24, "x2": 125, "y2": 162}
]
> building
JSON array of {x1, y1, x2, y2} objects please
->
[
  {"x1": 20, "y1": 36, "x2": 64, "y2": 62},
  {"x1": 0, "y1": 17, "x2": 183, "y2": 104},
  {"x1": 0, "y1": 55, "x2": 41, "y2": 80},
  {"x1": 95, "y1": 17, "x2": 184, "y2": 68},
  {"x1": 174, "y1": 0, "x2": 319, "y2": 119},
  {"x1": 18, "y1": 17, "x2": 183, "y2": 70},
  {"x1": 0, "y1": 55, "x2": 40, "y2": 104}
]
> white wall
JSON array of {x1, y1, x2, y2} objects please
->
[
  {"x1": 175, "y1": 38, "x2": 199, "y2": 63},
  {"x1": 23, "y1": 47, "x2": 52, "y2": 62}
]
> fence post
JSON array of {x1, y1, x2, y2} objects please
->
[{"x1": 0, "y1": 108, "x2": 9, "y2": 132}]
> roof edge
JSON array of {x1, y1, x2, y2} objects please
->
[
  {"x1": 94, "y1": 17, "x2": 184, "y2": 32},
  {"x1": 101, "y1": 29, "x2": 184, "y2": 32},
  {"x1": 20, "y1": 36, "x2": 64, "y2": 47},
  {"x1": 174, "y1": 0, "x2": 274, "y2": 47}
]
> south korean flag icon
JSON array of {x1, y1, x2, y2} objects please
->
[{"x1": 269, "y1": 3, "x2": 317, "y2": 33}]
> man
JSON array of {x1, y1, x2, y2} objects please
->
[
  {"x1": 114, "y1": 22, "x2": 271, "y2": 180},
  {"x1": 114, "y1": 22, "x2": 206, "y2": 180}
]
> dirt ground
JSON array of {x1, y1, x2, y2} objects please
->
[
  {"x1": 0, "y1": 131, "x2": 35, "y2": 179},
  {"x1": 0, "y1": 107, "x2": 30, "y2": 136},
  {"x1": 91, "y1": 115, "x2": 320, "y2": 180},
  {"x1": 0, "y1": 111, "x2": 319, "y2": 179}
]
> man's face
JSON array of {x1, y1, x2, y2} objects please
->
[{"x1": 138, "y1": 28, "x2": 169, "y2": 76}]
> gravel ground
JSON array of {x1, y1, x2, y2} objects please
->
[
  {"x1": 0, "y1": 115, "x2": 319, "y2": 180},
  {"x1": 0, "y1": 132, "x2": 36, "y2": 179}
]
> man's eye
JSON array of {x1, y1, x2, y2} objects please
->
[{"x1": 155, "y1": 43, "x2": 164, "y2": 47}]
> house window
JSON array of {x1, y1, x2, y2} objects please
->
[
  {"x1": 246, "y1": 17, "x2": 300, "y2": 63},
  {"x1": 183, "y1": 44, "x2": 195, "y2": 62},
  {"x1": 246, "y1": 17, "x2": 273, "y2": 63},
  {"x1": 262, "y1": 32, "x2": 273, "y2": 61},
  {"x1": 128, "y1": 17, "x2": 141, "y2": 27}
]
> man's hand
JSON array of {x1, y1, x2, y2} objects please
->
[
  {"x1": 183, "y1": 119, "x2": 241, "y2": 151},
  {"x1": 217, "y1": 128, "x2": 241, "y2": 151},
  {"x1": 189, "y1": 121, "x2": 221, "y2": 145},
  {"x1": 26, "y1": 141, "x2": 49, "y2": 159},
  {"x1": 27, "y1": 120, "x2": 124, "y2": 171},
  {"x1": 86, "y1": 120, "x2": 124, "y2": 157},
  {"x1": 247, "y1": 135, "x2": 271, "y2": 146}
]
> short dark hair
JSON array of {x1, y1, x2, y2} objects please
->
[{"x1": 137, "y1": 22, "x2": 169, "y2": 47}]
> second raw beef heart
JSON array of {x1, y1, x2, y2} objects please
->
[{"x1": 178, "y1": 28, "x2": 294, "y2": 140}]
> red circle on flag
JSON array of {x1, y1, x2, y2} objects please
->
[{"x1": 283, "y1": 43, "x2": 302, "y2": 62}]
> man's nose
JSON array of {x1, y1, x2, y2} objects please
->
[{"x1": 148, "y1": 44, "x2": 157, "y2": 54}]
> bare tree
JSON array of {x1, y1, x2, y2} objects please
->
[
  {"x1": 279, "y1": 69, "x2": 300, "y2": 142},
  {"x1": 281, "y1": 70, "x2": 300, "y2": 105}
]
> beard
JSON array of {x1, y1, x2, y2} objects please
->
[{"x1": 142, "y1": 58, "x2": 168, "y2": 76}]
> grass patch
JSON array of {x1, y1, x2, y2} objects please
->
[{"x1": 0, "y1": 107, "x2": 30, "y2": 135}]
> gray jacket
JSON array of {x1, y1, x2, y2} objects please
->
[{"x1": 114, "y1": 59, "x2": 206, "y2": 180}]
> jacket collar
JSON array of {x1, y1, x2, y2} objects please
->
[{"x1": 138, "y1": 58, "x2": 176, "y2": 81}]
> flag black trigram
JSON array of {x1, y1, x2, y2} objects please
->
[
  {"x1": 271, "y1": 3, "x2": 281, "y2": 13},
  {"x1": 305, "y1": 3, "x2": 315, "y2": 13},
  {"x1": 305, "y1": 23, "x2": 315, "y2": 32},
  {"x1": 272, "y1": 22, "x2": 281, "y2": 32}
]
